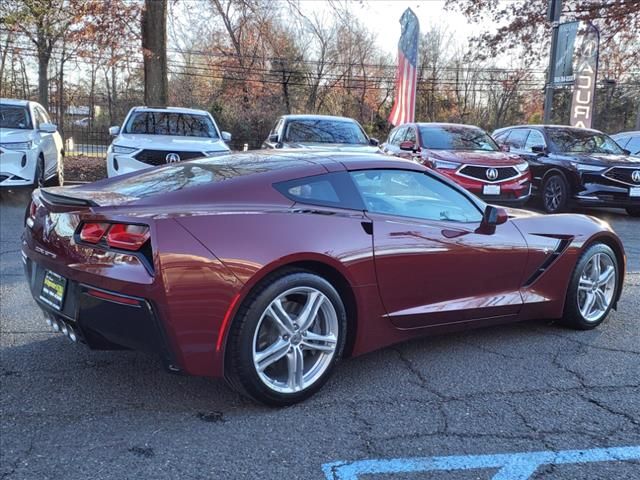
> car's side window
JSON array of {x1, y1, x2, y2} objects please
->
[
  {"x1": 405, "y1": 127, "x2": 417, "y2": 144},
  {"x1": 385, "y1": 128, "x2": 398, "y2": 145},
  {"x1": 505, "y1": 129, "x2": 529, "y2": 151},
  {"x1": 350, "y1": 169, "x2": 483, "y2": 223},
  {"x1": 32, "y1": 107, "x2": 46, "y2": 128},
  {"x1": 626, "y1": 136, "x2": 640, "y2": 155},
  {"x1": 391, "y1": 127, "x2": 406, "y2": 146},
  {"x1": 37, "y1": 107, "x2": 52, "y2": 124},
  {"x1": 274, "y1": 172, "x2": 364, "y2": 210},
  {"x1": 494, "y1": 131, "x2": 509, "y2": 143},
  {"x1": 524, "y1": 129, "x2": 546, "y2": 152}
]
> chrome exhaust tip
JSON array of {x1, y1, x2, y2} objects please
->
[
  {"x1": 52, "y1": 320, "x2": 61, "y2": 333},
  {"x1": 67, "y1": 327, "x2": 78, "y2": 343},
  {"x1": 61, "y1": 322, "x2": 69, "y2": 337},
  {"x1": 45, "y1": 316, "x2": 53, "y2": 327}
]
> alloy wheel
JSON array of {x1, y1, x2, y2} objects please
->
[
  {"x1": 252, "y1": 287, "x2": 339, "y2": 394},
  {"x1": 544, "y1": 177, "x2": 564, "y2": 212},
  {"x1": 577, "y1": 252, "x2": 616, "y2": 322}
]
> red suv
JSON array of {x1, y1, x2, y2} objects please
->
[{"x1": 382, "y1": 123, "x2": 532, "y2": 205}]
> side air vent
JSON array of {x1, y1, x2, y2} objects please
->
[{"x1": 523, "y1": 238, "x2": 572, "y2": 287}]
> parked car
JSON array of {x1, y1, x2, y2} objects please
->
[
  {"x1": 24, "y1": 151, "x2": 625, "y2": 405},
  {"x1": 72, "y1": 117, "x2": 90, "y2": 128},
  {"x1": 493, "y1": 125, "x2": 640, "y2": 216},
  {"x1": 0, "y1": 99, "x2": 64, "y2": 188},
  {"x1": 382, "y1": 123, "x2": 531, "y2": 205},
  {"x1": 106, "y1": 106, "x2": 231, "y2": 177},
  {"x1": 611, "y1": 131, "x2": 640, "y2": 157},
  {"x1": 262, "y1": 114, "x2": 380, "y2": 152}
]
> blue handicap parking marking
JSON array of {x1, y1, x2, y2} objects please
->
[{"x1": 323, "y1": 445, "x2": 640, "y2": 480}]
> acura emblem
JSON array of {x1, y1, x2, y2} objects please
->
[
  {"x1": 486, "y1": 168, "x2": 499, "y2": 181},
  {"x1": 165, "y1": 153, "x2": 181, "y2": 163},
  {"x1": 632, "y1": 170, "x2": 640, "y2": 183}
]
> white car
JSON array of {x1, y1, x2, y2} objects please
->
[
  {"x1": 106, "y1": 106, "x2": 232, "y2": 177},
  {"x1": 0, "y1": 99, "x2": 64, "y2": 188}
]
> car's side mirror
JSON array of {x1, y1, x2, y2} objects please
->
[
  {"x1": 477, "y1": 205, "x2": 508, "y2": 234},
  {"x1": 623, "y1": 148, "x2": 631, "y2": 155},
  {"x1": 531, "y1": 145, "x2": 548, "y2": 155},
  {"x1": 221, "y1": 131, "x2": 232, "y2": 142},
  {"x1": 499, "y1": 143, "x2": 510, "y2": 152},
  {"x1": 39, "y1": 122, "x2": 57, "y2": 133},
  {"x1": 399, "y1": 140, "x2": 418, "y2": 152},
  {"x1": 369, "y1": 137, "x2": 379, "y2": 147},
  {"x1": 109, "y1": 126, "x2": 120, "y2": 136}
]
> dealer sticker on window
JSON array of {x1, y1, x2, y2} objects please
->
[{"x1": 40, "y1": 271, "x2": 67, "y2": 311}]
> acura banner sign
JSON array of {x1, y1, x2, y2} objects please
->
[
  {"x1": 570, "y1": 23, "x2": 600, "y2": 129},
  {"x1": 553, "y1": 21, "x2": 579, "y2": 84}
]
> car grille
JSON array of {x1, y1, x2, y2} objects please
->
[
  {"x1": 133, "y1": 150, "x2": 205, "y2": 166},
  {"x1": 458, "y1": 165, "x2": 519, "y2": 183},
  {"x1": 603, "y1": 167, "x2": 640, "y2": 186}
]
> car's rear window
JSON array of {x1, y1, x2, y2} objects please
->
[
  {"x1": 124, "y1": 111, "x2": 218, "y2": 138},
  {"x1": 95, "y1": 155, "x2": 307, "y2": 199}
]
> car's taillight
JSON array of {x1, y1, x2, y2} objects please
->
[
  {"x1": 106, "y1": 224, "x2": 150, "y2": 251},
  {"x1": 80, "y1": 223, "x2": 109, "y2": 244},
  {"x1": 29, "y1": 201, "x2": 37, "y2": 219}
]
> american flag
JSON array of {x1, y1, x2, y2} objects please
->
[{"x1": 388, "y1": 8, "x2": 420, "y2": 126}]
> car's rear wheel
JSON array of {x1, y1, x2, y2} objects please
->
[
  {"x1": 225, "y1": 270, "x2": 346, "y2": 406},
  {"x1": 626, "y1": 207, "x2": 640, "y2": 217},
  {"x1": 561, "y1": 243, "x2": 618, "y2": 330},
  {"x1": 542, "y1": 174, "x2": 568, "y2": 213}
]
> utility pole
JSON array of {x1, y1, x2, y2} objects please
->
[{"x1": 543, "y1": 0, "x2": 562, "y2": 124}]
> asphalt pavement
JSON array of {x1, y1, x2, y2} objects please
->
[{"x1": 1, "y1": 189, "x2": 639, "y2": 480}]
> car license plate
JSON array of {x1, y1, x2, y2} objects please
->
[
  {"x1": 40, "y1": 271, "x2": 67, "y2": 311},
  {"x1": 630, "y1": 187, "x2": 640, "y2": 197},
  {"x1": 483, "y1": 184, "x2": 501, "y2": 195}
]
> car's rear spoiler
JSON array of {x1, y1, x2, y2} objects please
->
[
  {"x1": 40, "y1": 190, "x2": 98, "y2": 207},
  {"x1": 39, "y1": 187, "x2": 139, "y2": 208}
]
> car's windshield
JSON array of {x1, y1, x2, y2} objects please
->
[
  {"x1": 0, "y1": 105, "x2": 33, "y2": 130},
  {"x1": 284, "y1": 119, "x2": 368, "y2": 144},
  {"x1": 546, "y1": 129, "x2": 624, "y2": 155},
  {"x1": 124, "y1": 111, "x2": 219, "y2": 138},
  {"x1": 418, "y1": 125, "x2": 499, "y2": 151}
]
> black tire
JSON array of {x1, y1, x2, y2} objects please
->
[
  {"x1": 33, "y1": 156, "x2": 45, "y2": 189},
  {"x1": 626, "y1": 207, "x2": 640, "y2": 217},
  {"x1": 542, "y1": 174, "x2": 568, "y2": 213},
  {"x1": 225, "y1": 269, "x2": 347, "y2": 406},
  {"x1": 560, "y1": 243, "x2": 619, "y2": 330}
]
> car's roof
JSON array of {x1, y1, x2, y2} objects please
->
[
  {"x1": 129, "y1": 105, "x2": 211, "y2": 115},
  {"x1": 498, "y1": 124, "x2": 603, "y2": 134},
  {"x1": 412, "y1": 122, "x2": 484, "y2": 130},
  {"x1": 0, "y1": 98, "x2": 31, "y2": 107},
  {"x1": 280, "y1": 114, "x2": 360, "y2": 123}
]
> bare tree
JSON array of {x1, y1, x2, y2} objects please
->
[{"x1": 142, "y1": 0, "x2": 168, "y2": 105}]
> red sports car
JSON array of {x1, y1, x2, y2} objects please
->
[
  {"x1": 381, "y1": 123, "x2": 532, "y2": 205},
  {"x1": 23, "y1": 152, "x2": 625, "y2": 405}
]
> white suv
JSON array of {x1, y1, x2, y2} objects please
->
[
  {"x1": 0, "y1": 99, "x2": 64, "y2": 188},
  {"x1": 106, "y1": 106, "x2": 232, "y2": 177}
]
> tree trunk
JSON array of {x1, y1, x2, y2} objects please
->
[
  {"x1": 636, "y1": 101, "x2": 640, "y2": 130},
  {"x1": 38, "y1": 50, "x2": 50, "y2": 109},
  {"x1": 142, "y1": 0, "x2": 168, "y2": 106}
]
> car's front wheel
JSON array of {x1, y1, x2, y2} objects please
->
[
  {"x1": 626, "y1": 207, "x2": 640, "y2": 217},
  {"x1": 33, "y1": 156, "x2": 45, "y2": 189},
  {"x1": 542, "y1": 174, "x2": 569, "y2": 213},
  {"x1": 225, "y1": 270, "x2": 347, "y2": 406},
  {"x1": 561, "y1": 243, "x2": 619, "y2": 330}
]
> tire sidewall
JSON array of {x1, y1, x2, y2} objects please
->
[
  {"x1": 33, "y1": 156, "x2": 45, "y2": 188},
  {"x1": 543, "y1": 174, "x2": 568, "y2": 213},
  {"x1": 564, "y1": 243, "x2": 618, "y2": 329},
  {"x1": 228, "y1": 271, "x2": 347, "y2": 406}
]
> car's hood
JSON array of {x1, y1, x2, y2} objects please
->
[
  {"x1": 281, "y1": 143, "x2": 380, "y2": 153},
  {"x1": 424, "y1": 149, "x2": 522, "y2": 166},
  {"x1": 0, "y1": 128, "x2": 35, "y2": 143},
  {"x1": 552, "y1": 153, "x2": 640, "y2": 166},
  {"x1": 114, "y1": 133, "x2": 230, "y2": 151}
]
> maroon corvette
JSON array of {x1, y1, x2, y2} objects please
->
[{"x1": 23, "y1": 152, "x2": 625, "y2": 405}]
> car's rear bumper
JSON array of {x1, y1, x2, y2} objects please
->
[{"x1": 23, "y1": 254, "x2": 180, "y2": 372}]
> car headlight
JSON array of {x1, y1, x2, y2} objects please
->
[
  {"x1": 205, "y1": 150, "x2": 229, "y2": 157},
  {"x1": 1, "y1": 141, "x2": 33, "y2": 151},
  {"x1": 112, "y1": 145, "x2": 138, "y2": 154},
  {"x1": 571, "y1": 162, "x2": 606, "y2": 172},
  {"x1": 515, "y1": 161, "x2": 529, "y2": 173},
  {"x1": 431, "y1": 159, "x2": 460, "y2": 170}
]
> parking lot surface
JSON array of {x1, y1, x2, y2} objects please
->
[{"x1": 1, "y1": 189, "x2": 639, "y2": 480}]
